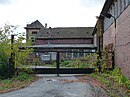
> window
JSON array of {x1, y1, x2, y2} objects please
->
[
  {"x1": 118, "y1": 0, "x2": 121, "y2": 16},
  {"x1": 115, "y1": 0, "x2": 118, "y2": 18},
  {"x1": 32, "y1": 31, "x2": 37, "y2": 34},
  {"x1": 126, "y1": 0, "x2": 129, "y2": 6},
  {"x1": 120, "y1": 0, "x2": 123, "y2": 12},
  {"x1": 73, "y1": 50, "x2": 79, "y2": 58},
  {"x1": 109, "y1": 7, "x2": 112, "y2": 24},
  {"x1": 104, "y1": 0, "x2": 130, "y2": 31},
  {"x1": 124, "y1": 0, "x2": 126, "y2": 8},
  {"x1": 112, "y1": 3, "x2": 115, "y2": 22},
  {"x1": 70, "y1": 32, "x2": 73, "y2": 34},
  {"x1": 79, "y1": 50, "x2": 84, "y2": 58},
  {"x1": 121, "y1": 0, "x2": 125, "y2": 11},
  {"x1": 31, "y1": 37, "x2": 35, "y2": 42}
]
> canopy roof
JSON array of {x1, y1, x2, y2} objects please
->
[{"x1": 19, "y1": 44, "x2": 97, "y2": 52}]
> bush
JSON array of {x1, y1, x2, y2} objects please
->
[
  {"x1": 0, "y1": 63, "x2": 9, "y2": 79},
  {"x1": 16, "y1": 72, "x2": 29, "y2": 81}
]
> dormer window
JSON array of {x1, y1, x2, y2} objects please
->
[{"x1": 32, "y1": 31, "x2": 37, "y2": 34}]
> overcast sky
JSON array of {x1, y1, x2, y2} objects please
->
[{"x1": 0, "y1": 0, "x2": 105, "y2": 32}]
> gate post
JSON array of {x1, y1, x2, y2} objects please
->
[
  {"x1": 56, "y1": 52, "x2": 60, "y2": 76},
  {"x1": 9, "y1": 35, "x2": 15, "y2": 78},
  {"x1": 112, "y1": 51, "x2": 115, "y2": 69}
]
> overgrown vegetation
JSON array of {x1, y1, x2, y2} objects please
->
[
  {"x1": 0, "y1": 63, "x2": 9, "y2": 79},
  {"x1": 89, "y1": 67, "x2": 130, "y2": 97},
  {"x1": 59, "y1": 53, "x2": 98, "y2": 68},
  {"x1": 58, "y1": 48, "x2": 130, "y2": 96},
  {"x1": 0, "y1": 24, "x2": 32, "y2": 79},
  {"x1": 0, "y1": 71, "x2": 38, "y2": 93}
]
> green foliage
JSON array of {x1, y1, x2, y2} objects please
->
[
  {"x1": 19, "y1": 67, "x2": 34, "y2": 74},
  {"x1": 0, "y1": 72, "x2": 36, "y2": 92},
  {"x1": 60, "y1": 53, "x2": 99, "y2": 68},
  {"x1": 15, "y1": 72, "x2": 29, "y2": 81},
  {"x1": 108, "y1": 67, "x2": 130, "y2": 89},
  {"x1": 0, "y1": 24, "x2": 33, "y2": 78},
  {"x1": 0, "y1": 63, "x2": 9, "y2": 79},
  {"x1": 90, "y1": 68, "x2": 130, "y2": 97},
  {"x1": 60, "y1": 60, "x2": 73, "y2": 67},
  {"x1": 90, "y1": 73, "x2": 111, "y2": 86}
]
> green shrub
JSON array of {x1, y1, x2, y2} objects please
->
[
  {"x1": 0, "y1": 63, "x2": 9, "y2": 79},
  {"x1": 105, "y1": 67, "x2": 130, "y2": 89},
  {"x1": 16, "y1": 72, "x2": 29, "y2": 81}
]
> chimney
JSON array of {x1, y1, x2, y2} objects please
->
[{"x1": 45, "y1": 23, "x2": 47, "y2": 28}]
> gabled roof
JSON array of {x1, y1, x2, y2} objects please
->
[
  {"x1": 36, "y1": 27, "x2": 94, "y2": 38},
  {"x1": 25, "y1": 20, "x2": 44, "y2": 29},
  {"x1": 51, "y1": 27, "x2": 93, "y2": 38},
  {"x1": 25, "y1": 20, "x2": 94, "y2": 38},
  {"x1": 101, "y1": 0, "x2": 113, "y2": 15},
  {"x1": 92, "y1": 0, "x2": 113, "y2": 35}
]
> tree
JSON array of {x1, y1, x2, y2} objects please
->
[{"x1": 0, "y1": 24, "x2": 32, "y2": 78}]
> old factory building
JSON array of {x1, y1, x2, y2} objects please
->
[{"x1": 25, "y1": 20, "x2": 94, "y2": 61}]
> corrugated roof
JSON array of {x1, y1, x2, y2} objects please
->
[{"x1": 26, "y1": 44, "x2": 96, "y2": 49}]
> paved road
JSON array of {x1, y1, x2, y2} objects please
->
[{"x1": 0, "y1": 74, "x2": 108, "y2": 97}]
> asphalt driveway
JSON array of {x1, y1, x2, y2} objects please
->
[{"x1": 0, "y1": 74, "x2": 108, "y2": 97}]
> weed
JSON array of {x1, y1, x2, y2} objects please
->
[
  {"x1": 15, "y1": 72, "x2": 29, "y2": 81},
  {"x1": 90, "y1": 67, "x2": 130, "y2": 97},
  {"x1": 0, "y1": 72, "x2": 37, "y2": 93}
]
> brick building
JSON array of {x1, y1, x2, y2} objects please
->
[
  {"x1": 25, "y1": 20, "x2": 94, "y2": 62},
  {"x1": 25, "y1": 20, "x2": 94, "y2": 45},
  {"x1": 93, "y1": 0, "x2": 130, "y2": 77}
]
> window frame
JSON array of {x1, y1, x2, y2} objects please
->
[{"x1": 32, "y1": 31, "x2": 37, "y2": 34}]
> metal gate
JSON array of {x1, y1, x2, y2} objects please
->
[
  {"x1": 19, "y1": 44, "x2": 97, "y2": 74},
  {"x1": 29, "y1": 51, "x2": 97, "y2": 74}
]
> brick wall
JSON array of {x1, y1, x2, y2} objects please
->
[
  {"x1": 35, "y1": 38, "x2": 93, "y2": 45},
  {"x1": 103, "y1": 5, "x2": 130, "y2": 77}
]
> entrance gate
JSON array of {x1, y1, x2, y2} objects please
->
[{"x1": 19, "y1": 44, "x2": 97, "y2": 74}]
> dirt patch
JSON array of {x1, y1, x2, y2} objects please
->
[
  {"x1": 60, "y1": 75, "x2": 109, "y2": 97},
  {"x1": 60, "y1": 75, "x2": 106, "y2": 89},
  {"x1": 77, "y1": 74, "x2": 130, "y2": 97}
]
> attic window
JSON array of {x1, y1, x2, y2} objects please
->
[
  {"x1": 71, "y1": 32, "x2": 73, "y2": 34},
  {"x1": 32, "y1": 31, "x2": 37, "y2": 34},
  {"x1": 57, "y1": 32, "x2": 59, "y2": 34}
]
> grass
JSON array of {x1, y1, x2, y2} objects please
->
[
  {"x1": 89, "y1": 68, "x2": 130, "y2": 97},
  {"x1": 0, "y1": 72, "x2": 38, "y2": 94}
]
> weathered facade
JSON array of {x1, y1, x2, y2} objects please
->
[
  {"x1": 25, "y1": 20, "x2": 94, "y2": 62},
  {"x1": 93, "y1": 0, "x2": 130, "y2": 77},
  {"x1": 25, "y1": 20, "x2": 94, "y2": 45}
]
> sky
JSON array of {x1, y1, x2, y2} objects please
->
[{"x1": 0, "y1": 0, "x2": 105, "y2": 32}]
